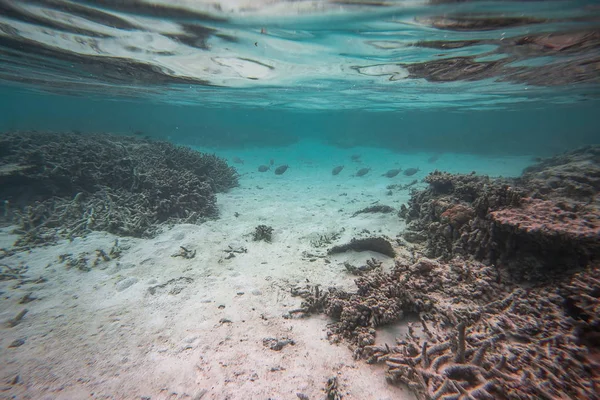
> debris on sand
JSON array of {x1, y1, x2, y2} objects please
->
[
  {"x1": 171, "y1": 246, "x2": 196, "y2": 259},
  {"x1": 325, "y1": 376, "x2": 343, "y2": 400},
  {"x1": 344, "y1": 258, "x2": 382, "y2": 275},
  {"x1": 274, "y1": 165, "x2": 289, "y2": 175},
  {"x1": 263, "y1": 337, "x2": 295, "y2": 351},
  {"x1": 5, "y1": 309, "x2": 28, "y2": 328}
]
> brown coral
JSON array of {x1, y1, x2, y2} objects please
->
[
  {"x1": 365, "y1": 286, "x2": 598, "y2": 400},
  {"x1": 403, "y1": 147, "x2": 600, "y2": 281}
]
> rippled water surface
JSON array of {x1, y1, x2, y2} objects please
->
[{"x1": 0, "y1": 0, "x2": 599, "y2": 110}]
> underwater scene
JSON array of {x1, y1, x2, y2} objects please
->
[{"x1": 0, "y1": 0, "x2": 599, "y2": 399}]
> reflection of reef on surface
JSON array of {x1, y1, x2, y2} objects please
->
[
  {"x1": 407, "y1": 28, "x2": 600, "y2": 86},
  {"x1": 0, "y1": 131, "x2": 239, "y2": 245},
  {"x1": 290, "y1": 146, "x2": 599, "y2": 399}
]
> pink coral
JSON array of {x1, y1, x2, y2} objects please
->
[
  {"x1": 440, "y1": 204, "x2": 475, "y2": 229},
  {"x1": 490, "y1": 197, "x2": 599, "y2": 239}
]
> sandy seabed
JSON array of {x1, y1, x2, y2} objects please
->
[{"x1": 0, "y1": 145, "x2": 533, "y2": 399}]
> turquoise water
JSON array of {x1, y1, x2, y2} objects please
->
[
  {"x1": 1, "y1": 2, "x2": 600, "y2": 399},
  {"x1": 0, "y1": 0, "x2": 598, "y2": 156}
]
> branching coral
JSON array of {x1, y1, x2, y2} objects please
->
[
  {"x1": 402, "y1": 147, "x2": 600, "y2": 282},
  {"x1": 0, "y1": 131, "x2": 239, "y2": 243},
  {"x1": 365, "y1": 285, "x2": 598, "y2": 399}
]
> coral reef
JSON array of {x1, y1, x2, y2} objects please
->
[
  {"x1": 291, "y1": 257, "x2": 599, "y2": 399},
  {"x1": 288, "y1": 146, "x2": 600, "y2": 400},
  {"x1": 402, "y1": 146, "x2": 600, "y2": 281},
  {"x1": 562, "y1": 267, "x2": 600, "y2": 368},
  {"x1": 253, "y1": 225, "x2": 273, "y2": 242},
  {"x1": 0, "y1": 131, "x2": 239, "y2": 243},
  {"x1": 366, "y1": 291, "x2": 598, "y2": 400},
  {"x1": 290, "y1": 256, "x2": 503, "y2": 346},
  {"x1": 328, "y1": 237, "x2": 396, "y2": 258}
]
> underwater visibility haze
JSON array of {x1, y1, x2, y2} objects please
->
[{"x1": 0, "y1": 1, "x2": 599, "y2": 399}]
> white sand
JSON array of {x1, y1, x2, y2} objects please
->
[{"x1": 0, "y1": 143, "x2": 533, "y2": 399}]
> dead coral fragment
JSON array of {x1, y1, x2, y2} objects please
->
[
  {"x1": 325, "y1": 376, "x2": 343, "y2": 400},
  {"x1": 262, "y1": 337, "x2": 295, "y2": 351},
  {"x1": 5, "y1": 309, "x2": 28, "y2": 328},
  {"x1": 288, "y1": 284, "x2": 331, "y2": 317},
  {"x1": 344, "y1": 258, "x2": 382, "y2": 275},
  {"x1": 59, "y1": 253, "x2": 90, "y2": 271},
  {"x1": 171, "y1": 246, "x2": 196, "y2": 259},
  {"x1": 0, "y1": 263, "x2": 28, "y2": 281},
  {"x1": 253, "y1": 225, "x2": 273, "y2": 242}
]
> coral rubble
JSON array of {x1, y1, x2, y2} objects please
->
[{"x1": 0, "y1": 131, "x2": 238, "y2": 244}]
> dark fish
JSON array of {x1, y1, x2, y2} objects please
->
[
  {"x1": 232, "y1": 157, "x2": 244, "y2": 164},
  {"x1": 355, "y1": 168, "x2": 371, "y2": 177},
  {"x1": 382, "y1": 168, "x2": 401, "y2": 178},
  {"x1": 351, "y1": 154, "x2": 361, "y2": 162},
  {"x1": 403, "y1": 168, "x2": 420, "y2": 176},
  {"x1": 274, "y1": 165, "x2": 289, "y2": 175},
  {"x1": 428, "y1": 154, "x2": 441, "y2": 163},
  {"x1": 258, "y1": 165, "x2": 270, "y2": 172},
  {"x1": 332, "y1": 166, "x2": 344, "y2": 175},
  {"x1": 270, "y1": 158, "x2": 275, "y2": 165}
]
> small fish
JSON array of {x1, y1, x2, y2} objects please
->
[
  {"x1": 274, "y1": 165, "x2": 289, "y2": 175},
  {"x1": 332, "y1": 166, "x2": 344, "y2": 175},
  {"x1": 403, "y1": 167, "x2": 420, "y2": 176},
  {"x1": 270, "y1": 159, "x2": 275, "y2": 166},
  {"x1": 428, "y1": 154, "x2": 441, "y2": 163},
  {"x1": 382, "y1": 168, "x2": 402, "y2": 178},
  {"x1": 351, "y1": 154, "x2": 361, "y2": 162},
  {"x1": 232, "y1": 157, "x2": 244, "y2": 164},
  {"x1": 355, "y1": 168, "x2": 371, "y2": 177},
  {"x1": 258, "y1": 165, "x2": 270, "y2": 172}
]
